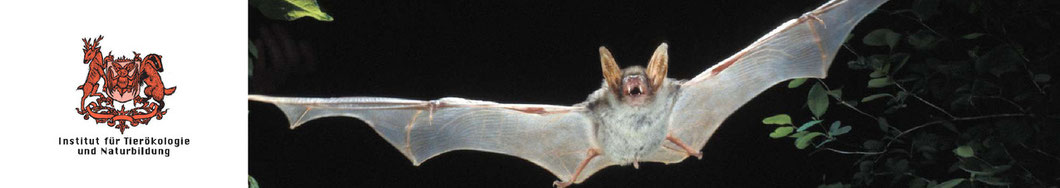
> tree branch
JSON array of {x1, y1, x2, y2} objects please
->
[
  {"x1": 894, "y1": 83, "x2": 956, "y2": 119},
  {"x1": 816, "y1": 79, "x2": 879, "y2": 121},
  {"x1": 870, "y1": 113, "x2": 1029, "y2": 162},
  {"x1": 821, "y1": 148, "x2": 883, "y2": 155}
]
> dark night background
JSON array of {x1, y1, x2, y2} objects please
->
[{"x1": 249, "y1": 0, "x2": 1057, "y2": 187}]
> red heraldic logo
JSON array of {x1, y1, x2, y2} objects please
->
[{"x1": 76, "y1": 36, "x2": 176, "y2": 134}]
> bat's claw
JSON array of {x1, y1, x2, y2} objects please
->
[{"x1": 552, "y1": 180, "x2": 572, "y2": 188}]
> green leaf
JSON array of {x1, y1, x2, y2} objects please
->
[
  {"x1": 907, "y1": 30, "x2": 938, "y2": 50},
  {"x1": 868, "y1": 54, "x2": 889, "y2": 70},
  {"x1": 249, "y1": 175, "x2": 260, "y2": 188},
  {"x1": 989, "y1": 165, "x2": 1012, "y2": 175},
  {"x1": 1034, "y1": 74, "x2": 1051, "y2": 83},
  {"x1": 249, "y1": 41, "x2": 258, "y2": 77},
  {"x1": 941, "y1": 121, "x2": 958, "y2": 133},
  {"x1": 912, "y1": 0, "x2": 941, "y2": 20},
  {"x1": 795, "y1": 132, "x2": 824, "y2": 149},
  {"x1": 829, "y1": 121, "x2": 851, "y2": 136},
  {"x1": 858, "y1": 161, "x2": 874, "y2": 171},
  {"x1": 798, "y1": 120, "x2": 823, "y2": 132},
  {"x1": 861, "y1": 93, "x2": 893, "y2": 102},
  {"x1": 953, "y1": 146, "x2": 974, "y2": 158},
  {"x1": 962, "y1": 33, "x2": 986, "y2": 39},
  {"x1": 847, "y1": 56, "x2": 870, "y2": 70},
  {"x1": 789, "y1": 131, "x2": 809, "y2": 138},
  {"x1": 869, "y1": 63, "x2": 890, "y2": 78},
  {"x1": 817, "y1": 182, "x2": 847, "y2": 188},
  {"x1": 762, "y1": 114, "x2": 792, "y2": 125},
  {"x1": 869, "y1": 68, "x2": 887, "y2": 78},
  {"x1": 832, "y1": 126, "x2": 851, "y2": 136},
  {"x1": 910, "y1": 178, "x2": 929, "y2": 188},
  {"x1": 863, "y1": 29, "x2": 902, "y2": 48},
  {"x1": 770, "y1": 127, "x2": 795, "y2": 138},
  {"x1": 863, "y1": 140, "x2": 882, "y2": 150},
  {"x1": 974, "y1": 176, "x2": 1009, "y2": 186},
  {"x1": 877, "y1": 117, "x2": 892, "y2": 133},
  {"x1": 252, "y1": 0, "x2": 335, "y2": 21},
  {"x1": 827, "y1": 89, "x2": 842, "y2": 99},
  {"x1": 932, "y1": 178, "x2": 964, "y2": 188},
  {"x1": 867, "y1": 77, "x2": 894, "y2": 88},
  {"x1": 808, "y1": 83, "x2": 829, "y2": 118},
  {"x1": 844, "y1": 100, "x2": 859, "y2": 107},
  {"x1": 960, "y1": 160, "x2": 1012, "y2": 176},
  {"x1": 249, "y1": 58, "x2": 254, "y2": 77},
  {"x1": 976, "y1": 46, "x2": 1021, "y2": 77},
  {"x1": 249, "y1": 41, "x2": 259, "y2": 58},
  {"x1": 788, "y1": 78, "x2": 808, "y2": 88}
]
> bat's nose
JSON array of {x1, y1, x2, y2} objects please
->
[{"x1": 623, "y1": 75, "x2": 645, "y2": 86}]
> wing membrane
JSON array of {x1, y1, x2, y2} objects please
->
[
  {"x1": 651, "y1": 0, "x2": 888, "y2": 163},
  {"x1": 250, "y1": 95, "x2": 614, "y2": 183}
]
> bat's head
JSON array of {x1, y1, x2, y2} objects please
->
[{"x1": 599, "y1": 43, "x2": 668, "y2": 106}]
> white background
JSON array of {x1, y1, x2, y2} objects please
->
[{"x1": 0, "y1": 1, "x2": 247, "y2": 187}]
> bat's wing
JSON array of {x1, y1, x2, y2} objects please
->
[
  {"x1": 648, "y1": 0, "x2": 888, "y2": 163},
  {"x1": 249, "y1": 95, "x2": 614, "y2": 183}
]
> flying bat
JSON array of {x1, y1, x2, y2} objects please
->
[{"x1": 249, "y1": 0, "x2": 887, "y2": 186}]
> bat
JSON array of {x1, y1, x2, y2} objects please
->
[{"x1": 249, "y1": 0, "x2": 887, "y2": 186}]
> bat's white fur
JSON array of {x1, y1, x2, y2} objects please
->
[{"x1": 582, "y1": 78, "x2": 679, "y2": 165}]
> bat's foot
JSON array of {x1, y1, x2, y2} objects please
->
[
  {"x1": 552, "y1": 180, "x2": 572, "y2": 188},
  {"x1": 554, "y1": 148, "x2": 599, "y2": 188},
  {"x1": 666, "y1": 134, "x2": 703, "y2": 160}
]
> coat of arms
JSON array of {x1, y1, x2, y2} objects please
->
[{"x1": 76, "y1": 36, "x2": 176, "y2": 133}]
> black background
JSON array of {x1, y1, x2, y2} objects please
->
[{"x1": 249, "y1": 0, "x2": 905, "y2": 187}]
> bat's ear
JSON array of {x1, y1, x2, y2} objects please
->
[
  {"x1": 646, "y1": 43, "x2": 668, "y2": 91},
  {"x1": 599, "y1": 46, "x2": 622, "y2": 93}
]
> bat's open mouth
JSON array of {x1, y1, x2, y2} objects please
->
[
  {"x1": 623, "y1": 75, "x2": 647, "y2": 97},
  {"x1": 628, "y1": 86, "x2": 643, "y2": 96}
]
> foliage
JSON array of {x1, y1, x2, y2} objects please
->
[
  {"x1": 763, "y1": 0, "x2": 1059, "y2": 187},
  {"x1": 249, "y1": 175, "x2": 260, "y2": 188},
  {"x1": 249, "y1": 0, "x2": 331, "y2": 89},
  {"x1": 249, "y1": 41, "x2": 258, "y2": 77},
  {"x1": 250, "y1": 0, "x2": 333, "y2": 21},
  {"x1": 249, "y1": 0, "x2": 334, "y2": 184}
]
